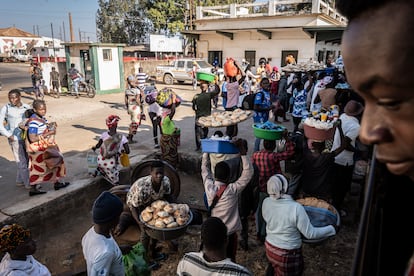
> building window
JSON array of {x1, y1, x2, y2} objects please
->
[
  {"x1": 245, "y1": 51, "x2": 256, "y2": 67},
  {"x1": 103, "y1": 49, "x2": 112, "y2": 61},
  {"x1": 281, "y1": 50, "x2": 298, "y2": 66},
  {"x1": 208, "y1": 51, "x2": 222, "y2": 67}
]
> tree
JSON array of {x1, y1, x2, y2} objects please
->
[
  {"x1": 96, "y1": 0, "x2": 151, "y2": 45},
  {"x1": 96, "y1": 0, "x2": 257, "y2": 44},
  {"x1": 146, "y1": 0, "x2": 187, "y2": 35}
]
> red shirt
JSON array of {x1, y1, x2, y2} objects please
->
[{"x1": 252, "y1": 140, "x2": 295, "y2": 192}]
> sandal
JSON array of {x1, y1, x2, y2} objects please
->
[
  {"x1": 148, "y1": 261, "x2": 160, "y2": 270},
  {"x1": 152, "y1": 252, "x2": 168, "y2": 262},
  {"x1": 54, "y1": 182, "x2": 70, "y2": 190},
  {"x1": 29, "y1": 189, "x2": 47, "y2": 196}
]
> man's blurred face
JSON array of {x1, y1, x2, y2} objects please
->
[
  {"x1": 8, "y1": 93, "x2": 21, "y2": 107},
  {"x1": 151, "y1": 167, "x2": 164, "y2": 185},
  {"x1": 342, "y1": 2, "x2": 414, "y2": 179},
  {"x1": 200, "y1": 83, "x2": 208, "y2": 91}
]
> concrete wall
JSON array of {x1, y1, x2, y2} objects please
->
[
  {"x1": 96, "y1": 47, "x2": 121, "y2": 91},
  {"x1": 197, "y1": 28, "x2": 322, "y2": 68}
]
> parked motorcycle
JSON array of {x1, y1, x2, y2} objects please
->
[{"x1": 63, "y1": 75, "x2": 96, "y2": 98}]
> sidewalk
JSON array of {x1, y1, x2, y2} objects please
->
[{"x1": 0, "y1": 83, "x2": 293, "y2": 222}]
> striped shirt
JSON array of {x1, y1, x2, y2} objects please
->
[
  {"x1": 28, "y1": 115, "x2": 48, "y2": 136},
  {"x1": 136, "y1": 72, "x2": 148, "y2": 89},
  {"x1": 176, "y1": 252, "x2": 253, "y2": 276}
]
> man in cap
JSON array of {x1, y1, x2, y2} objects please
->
[
  {"x1": 330, "y1": 100, "x2": 364, "y2": 216},
  {"x1": 82, "y1": 191, "x2": 127, "y2": 275},
  {"x1": 0, "y1": 223, "x2": 51, "y2": 275}
]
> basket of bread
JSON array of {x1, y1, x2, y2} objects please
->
[
  {"x1": 197, "y1": 109, "x2": 253, "y2": 128},
  {"x1": 296, "y1": 197, "x2": 340, "y2": 244},
  {"x1": 139, "y1": 200, "x2": 192, "y2": 241}
]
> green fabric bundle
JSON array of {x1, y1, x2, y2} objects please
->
[{"x1": 122, "y1": 242, "x2": 150, "y2": 276}]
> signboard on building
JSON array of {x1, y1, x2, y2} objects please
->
[{"x1": 150, "y1": 34, "x2": 183, "y2": 52}]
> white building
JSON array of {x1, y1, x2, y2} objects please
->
[
  {"x1": 31, "y1": 36, "x2": 66, "y2": 62},
  {"x1": 182, "y1": 0, "x2": 346, "y2": 69},
  {"x1": 0, "y1": 27, "x2": 39, "y2": 61},
  {"x1": 0, "y1": 27, "x2": 65, "y2": 62}
]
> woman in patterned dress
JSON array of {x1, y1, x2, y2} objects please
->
[
  {"x1": 160, "y1": 103, "x2": 180, "y2": 168},
  {"x1": 26, "y1": 100, "x2": 69, "y2": 196},
  {"x1": 92, "y1": 115, "x2": 130, "y2": 185}
]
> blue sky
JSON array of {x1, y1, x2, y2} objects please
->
[
  {"x1": 0, "y1": 0, "x2": 99, "y2": 42},
  {"x1": 0, "y1": 0, "x2": 269, "y2": 43}
]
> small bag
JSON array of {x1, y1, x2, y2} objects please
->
[
  {"x1": 87, "y1": 151, "x2": 98, "y2": 175},
  {"x1": 43, "y1": 145, "x2": 64, "y2": 169},
  {"x1": 120, "y1": 152, "x2": 130, "y2": 167},
  {"x1": 204, "y1": 185, "x2": 228, "y2": 217},
  {"x1": 122, "y1": 242, "x2": 150, "y2": 276}
]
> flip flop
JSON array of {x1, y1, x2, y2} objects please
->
[
  {"x1": 148, "y1": 261, "x2": 160, "y2": 270},
  {"x1": 152, "y1": 252, "x2": 168, "y2": 262}
]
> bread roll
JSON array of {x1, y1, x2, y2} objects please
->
[
  {"x1": 155, "y1": 220, "x2": 166, "y2": 228},
  {"x1": 222, "y1": 119, "x2": 231, "y2": 126},
  {"x1": 239, "y1": 114, "x2": 248, "y2": 121},
  {"x1": 141, "y1": 211, "x2": 152, "y2": 222},
  {"x1": 164, "y1": 204, "x2": 175, "y2": 214},
  {"x1": 173, "y1": 209, "x2": 181, "y2": 218},
  {"x1": 151, "y1": 200, "x2": 167, "y2": 209},
  {"x1": 163, "y1": 216, "x2": 175, "y2": 225},
  {"x1": 157, "y1": 210, "x2": 170, "y2": 218},
  {"x1": 176, "y1": 216, "x2": 188, "y2": 226},
  {"x1": 148, "y1": 219, "x2": 156, "y2": 226},
  {"x1": 177, "y1": 204, "x2": 190, "y2": 214},
  {"x1": 144, "y1": 206, "x2": 154, "y2": 213},
  {"x1": 167, "y1": 222, "x2": 179, "y2": 228}
]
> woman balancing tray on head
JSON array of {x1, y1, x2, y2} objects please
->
[{"x1": 197, "y1": 109, "x2": 253, "y2": 128}]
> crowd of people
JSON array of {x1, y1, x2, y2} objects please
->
[
  {"x1": 0, "y1": 58, "x2": 373, "y2": 274},
  {"x1": 2, "y1": 0, "x2": 414, "y2": 272}
]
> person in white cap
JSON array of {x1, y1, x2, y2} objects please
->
[{"x1": 262, "y1": 174, "x2": 337, "y2": 275}]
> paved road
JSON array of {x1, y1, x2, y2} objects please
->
[{"x1": 0, "y1": 62, "x2": 293, "y2": 217}]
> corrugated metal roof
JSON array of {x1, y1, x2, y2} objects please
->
[{"x1": 0, "y1": 27, "x2": 38, "y2": 37}]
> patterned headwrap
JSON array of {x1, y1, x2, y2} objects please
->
[
  {"x1": 0, "y1": 224, "x2": 31, "y2": 252},
  {"x1": 106, "y1": 115, "x2": 121, "y2": 128},
  {"x1": 267, "y1": 174, "x2": 289, "y2": 199}
]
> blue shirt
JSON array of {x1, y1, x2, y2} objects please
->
[
  {"x1": 253, "y1": 89, "x2": 272, "y2": 123},
  {"x1": 292, "y1": 88, "x2": 308, "y2": 118}
]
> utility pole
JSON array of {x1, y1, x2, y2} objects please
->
[
  {"x1": 63, "y1": 21, "x2": 66, "y2": 42},
  {"x1": 50, "y1": 23, "x2": 57, "y2": 62},
  {"x1": 69, "y1": 12, "x2": 75, "y2": 42}
]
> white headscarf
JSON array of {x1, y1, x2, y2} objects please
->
[{"x1": 267, "y1": 174, "x2": 290, "y2": 199}]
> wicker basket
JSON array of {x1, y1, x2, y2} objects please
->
[
  {"x1": 303, "y1": 124, "x2": 336, "y2": 141},
  {"x1": 296, "y1": 197, "x2": 340, "y2": 244},
  {"x1": 139, "y1": 211, "x2": 193, "y2": 241}
]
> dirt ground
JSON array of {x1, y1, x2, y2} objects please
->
[{"x1": 116, "y1": 187, "x2": 361, "y2": 276}]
